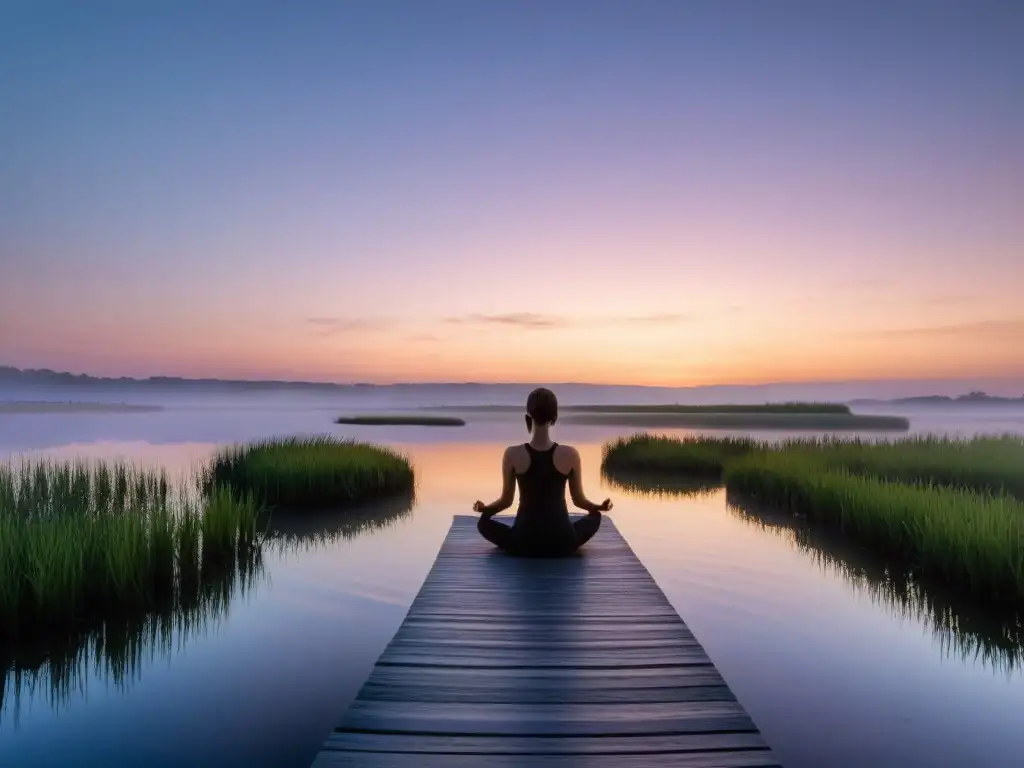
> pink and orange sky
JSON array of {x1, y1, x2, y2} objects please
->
[{"x1": 2, "y1": 4, "x2": 1022, "y2": 387}]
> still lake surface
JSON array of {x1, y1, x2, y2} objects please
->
[{"x1": 2, "y1": 396, "x2": 1024, "y2": 768}]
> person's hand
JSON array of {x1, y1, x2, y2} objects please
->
[
  {"x1": 598, "y1": 498, "x2": 613, "y2": 512},
  {"x1": 473, "y1": 500, "x2": 486, "y2": 513}
]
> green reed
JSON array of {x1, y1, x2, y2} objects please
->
[
  {"x1": 726, "y1": 454, "x2": 1024, "y2": 605},
  {"x1": 202, "y1": 435, "x2": 415, "y2": 510},
  {"x1": 602, "y1": 433, "x2": 1024, "y2": 499},
  {"x1": 0, "y1": 459, "x2": 263, "y2": 644},
  {"x1": 799, "y1": 435, "x2": 1024, "y2": 500},
  {"x1": 601, "y1": 434, "x2": 755, "y2": 477},
  {"x1": 601, "y1": 433, "x2": 1024, "y2": 606}
]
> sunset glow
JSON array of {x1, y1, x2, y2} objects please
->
[{"x1": 3, "y1": 4, "x2": 1022, "y2": 386}]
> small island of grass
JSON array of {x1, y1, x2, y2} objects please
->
[
  {"x1": 2, "y1": 435, "x2": 416, "y2": 649},
  {"x1": 563, "y1": 411, "x2": 909, "y2": 430},
  {"x1": 419, "y1": 402, "x2": 908, "y2": 430},
  {"x1": 421, "y1": 401, "x2": 850, "y2": 414},
  {"x1": 202, "y1": 436, "x2": 414, "y2": 511},
  {"x1": 335, "y1": 414, "x2": 465, "y2": 426},
  {"x1": 602, "y1": 434, "x2": 1024, "y2": 606},
  {"x1": 567, "y1": 402, "x2": 853, "y2": 414}
]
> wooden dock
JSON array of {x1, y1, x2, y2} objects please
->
[{"x1": 312, "y1": 515, "x2": 780, "y2": 767}]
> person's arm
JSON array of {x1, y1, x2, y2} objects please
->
[
  {"x1": 473, "y1": 447, "x2": 517, "y2": 518},
  {"x1": 566, "y1": 447, "x2": 613, "y2": 514}
]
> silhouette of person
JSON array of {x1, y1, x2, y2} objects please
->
[{"x1": 473, "y1": 387, "x2": 612, "y2": 556}]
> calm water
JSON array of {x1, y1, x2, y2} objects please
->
[{"x1": 2, "y1": 399, "x2": 1024, "y2": 768}]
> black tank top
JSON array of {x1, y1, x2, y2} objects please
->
[{"x1": 512, "y1": 443, "x2": 575, "y2": 548}]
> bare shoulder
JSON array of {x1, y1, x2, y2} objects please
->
[
  {"x1": 553, "y1": 443, "x2": 579, "y2": 474},
  {"x1": 505, "y1": 443, "x2": 530, "y2": 472},
  {"x1": 503, "y1": 444, "x2": 528, "y2": 460}
]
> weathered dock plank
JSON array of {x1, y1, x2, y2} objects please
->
[{"x1": 312, "y1": 515, "x2": 780, "y2": 767}]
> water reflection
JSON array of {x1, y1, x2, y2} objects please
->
[
  {"x1": 602, "y1": 466, "x2": 721, "y2": 499},
  {"x1": 1, "y1": 546, "x2": 265, "y2": 724},
  {"x1": 266, "y1": 491, "x2": 416, "y2": 554},
  {"x1": 725, "y1": 493, "x2": 1024, "y2": 674},
  {"x1": 2, "y1": 432, "x2": 1023, "y2": 767},
  {"x1": 606, "y1": 470, "x2": 1024, "y2": 675}
]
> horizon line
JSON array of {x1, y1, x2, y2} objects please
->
[{"x1": 2, "y1": 364, "x2": 1022, "y2": 392}]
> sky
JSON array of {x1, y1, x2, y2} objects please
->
[{"x1": 2, "y1": 1, "x2": 1022, "y2": 387}]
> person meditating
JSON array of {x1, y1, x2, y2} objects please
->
[{"x1": 473, "y1": 387, "x2": 613, "y2": 557}]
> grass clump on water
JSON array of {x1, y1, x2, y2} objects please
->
[
  {"x1": 601, "y1": 433, "x2": 1024, "y2": 605},
  {"x1": 335, "y1": 414, "x2": 465, "y2": 426},
  {"x1": 0, "y1": 460, "x2": 262, "y2": 646},
  {"x1": 424, "y1": 402, "x2": 851, "y2": 414},
  {"x1": 202, "y1": 436, "x2": 414, "y2": 510},
  {"x1": 602, "y1": 434, "x2": 755, "y2": 477},
  {"x1": 422, "y1": 403, "x2": 907, "y2": 430},
  {"x1": 569, "y1": 402, "x2": 852, "y2": 414},
  {"x1": 567, "y1": 411, "x2": 908, "y2": 430},
  {"x1": 602, "y1": 434, "x2": 1024, "y2": 499},
  {"x1": 725, "y1": 453, "x2": 1024, "y2": 605}
]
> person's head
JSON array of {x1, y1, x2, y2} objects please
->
[{"x1": 525, "y1": 387, "x2": 558, "y2": 432}]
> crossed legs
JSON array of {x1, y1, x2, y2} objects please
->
[
  {"x1": 476, "y1": 515, "x2": 518, "y2": 552},
  {"x1": 571, "y1": 511, "x2": 602, "y2": 548},
  {"x1": 477, "y1": 512, "x2": 602, "y2": 556}
]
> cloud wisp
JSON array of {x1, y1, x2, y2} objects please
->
[
  {"x1": 443, "y1": 313, "x2": 570, "y2": 329},
  {"x1": 618, "y1": 312, "x2": 694, "y2": 325},
  {"x1": 861, "y1": 319, "x2": 1024, "y2": 340},
  {"x1": 831, "y1": 277, "x2": 894, "y2": 291},
  {"x1": 306, "y1": 317, "x2": 393, "y2": 336},
  {"x1": 442, "y1": 312, "x2": 695, "y2": 330}
]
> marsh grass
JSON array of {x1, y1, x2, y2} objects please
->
[
  {"x1": 202, "y1": 436, "x2": 414, "y2": 510},
  {"x1": 602, "y1": 434, "x2": 755, "y2": 477},
  {"x1": 724, "y1": 454, "x2": 1024, "y2": 604},
  {"x1": 0, "y1": 460, "x2": 264, "y2": 646},
  {"x1": 570, "y1": 402, "x2": 853, "y2": 414},
  {"x1": 805, "y1": 435, "x2": 1024, "y2": 500},
  {"x1": 335, "y1": 414, "x2": 465, "y2": 426},
  {"x1": 566, "y1": 412, "x2": 909, "y2": 430},
  {"x1": 726, "y1": 495, "x2": 1024, "y2": 672},
  {"x1": 422, "y1": 402, "x2": 852, "y2": 414},
  {"x1": 420, "y1": 403, "x2": 910, "y2": 429},
  {"x1": 602, "y1": 433, "x2": 1024, "y2": 499},
  {"x1": 602, "y1": 433, "x2": 1024, "y2": 605}
]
